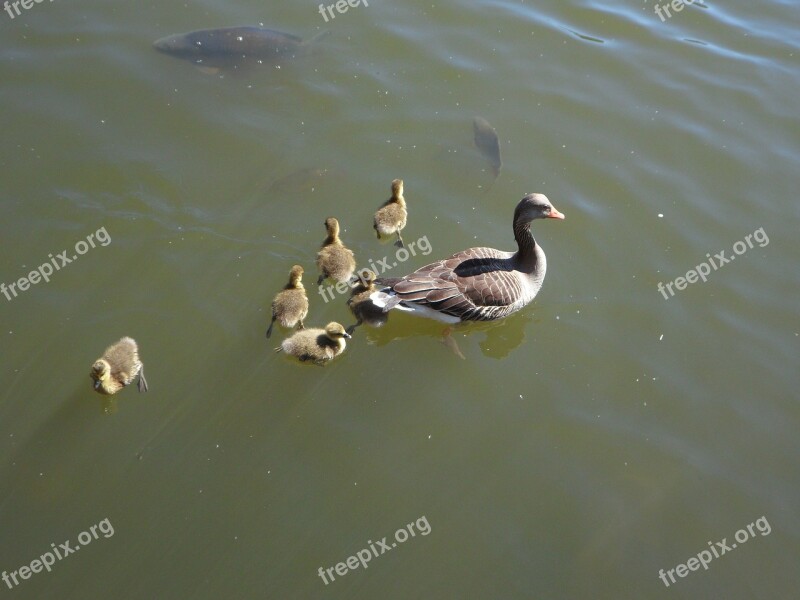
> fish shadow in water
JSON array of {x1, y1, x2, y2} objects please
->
[{"x1": 153, "y1": 27, "x2": 330, "y2": 77}]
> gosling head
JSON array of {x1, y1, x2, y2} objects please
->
[
  {"x1": 288, "y1": 264, "x2": 304, "y2": 286},
  {"x1": 356, "y1": 269, "x2": 377, "y2": 287},
  {"x1": 324, "y1": 217, "x2": 340, "y2": 238},
  {"x1": 324, "y1": 322, "x2": 351, "y2": 340},
  {"x1": 514, "y1": 193, "x2": 565, "y2": 224},
  {"x1": 90, "y1": 360, "x2": 111, "y2": 390},
  {"x1": 391, "y1": 178, "x2": 404, "y2": 198}
]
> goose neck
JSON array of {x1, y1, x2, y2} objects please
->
[{"x1": 513, "y1": 220, "x2": 539, "y2": 271}]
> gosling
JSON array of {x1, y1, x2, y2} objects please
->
[
  {"x1": 91, "y1": 336, "x2": 148, "y2": 395},
  {"x1": 266, "y1": 265, "x2": 309, "y2": 338},
  {"x1": 373, "y1": 178, "x2": 407, "y2": 248},
  {"x1": 346, "y1": 269, "x2": 387, "y2": 334},
  {"x1": 317, "y1": 217, "x2": 356, "y2": 285},
  {"x1": 277, "y1": 322, "x2": 351, "y2": 365}
]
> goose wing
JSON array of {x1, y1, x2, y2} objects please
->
[{"x1": 389, "y1": 247, "x2": 525, "y2": 320}]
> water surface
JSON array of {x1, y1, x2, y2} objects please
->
[{"x1": 1, "y1": 0, "x2": 799, "y2": 598}]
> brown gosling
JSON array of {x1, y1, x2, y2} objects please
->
[
  {"x1": 276, "y1": 321, "x2": 351, "y2": 365},
  {"x1": 316, "y1": 217, "x2": 356, "y2": 285},
  {"x1": 91, "y1": 336, "x2": 148, "y2": 395},
  {"x1": 346, "y1": 269, "x2": 387, "y2": 334},
  {"x1": 373, "y1": 178, "x2": 408, "y2": 248},
  {"x1": 266, "y1": 265, "x2": 309, "y2": 338}
]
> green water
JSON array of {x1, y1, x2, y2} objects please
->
[{"x1": 1, "y1": 0, "x2": 799, "y2": 598}]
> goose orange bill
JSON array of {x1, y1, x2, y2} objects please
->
[{"x1": 549, "y1": 207, "x2": 566, "y2": 219}]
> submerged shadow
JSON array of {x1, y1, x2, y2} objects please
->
[{"x1": 350, "y1": 308, "x2": 536, "y2": 359}]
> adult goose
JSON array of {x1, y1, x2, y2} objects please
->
[{"x1": 371, "y1": 193, "x2": 564, "y2": 323}]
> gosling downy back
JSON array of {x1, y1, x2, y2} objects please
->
[
  {"x1": 373, "y1": 179, "x2": 408, "y2": 247},
  {"x1": 317, "y1": 217, "x2": 356, "y2": 285},
  {"x1": 267, "y1": 264, "x2": 309, "y2": 338},
  {"x1": 278, "y1": 321, "x2": 351, "y2": 365}
]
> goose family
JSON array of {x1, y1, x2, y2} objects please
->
[
  {"x1": 277, "y1": 322, "x2": 351, "y2": 365},
  {"x1": 316, "y1": 217, "x2": 356, "y2": 285},
  {"x1": 370, "y1": 193, "x2": 564, "y2": 323},
  {"x1": 91, "y1": 337, "x2": 148, "y2": 395},
  {"x1": 266, "y1": 264, "x2": 309, "y2": 338},
  {"x1": 86, "y1": 189, "x2": 562, "y2": 380},
  {"x1": 346, "y1": 269, "x2": 387, "y2": 334},
  {"x1": 84, "y1": 189, "x2": 563, "y2": 384},
  {"x1": 373, "y1": 178, "x2": 408, "y2": 248}
]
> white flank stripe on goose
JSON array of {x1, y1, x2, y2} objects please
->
[{"x1": 397, "y1": 304, "x2": 461, "y2": 324}]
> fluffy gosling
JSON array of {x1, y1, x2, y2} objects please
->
[
  {"x1": 317, "y1": 217, "x2": 356, "y2": 285},
  {"x1": 373, "y1": 178, "x2": 408, "y2": 248},
  {"x1": 277, "y1": 321, "x2": 351, "y2": 365},
  {"x1": 91, "y1": 336, "x2": 148, "y2": 395},
  {"x1": 266, "y1": 265, "x2": 309, "y2": 338},
  {"x1": 347, "y1": 269, "x2": 387, "y2": 334}
]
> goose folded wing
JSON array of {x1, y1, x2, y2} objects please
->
[{"x1": 392, "y1": 258, "x2": 520, "y2": 315}]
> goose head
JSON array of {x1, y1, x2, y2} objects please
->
[{"x1": 514, "y1": 193, "x2": 565, "y2": 224}]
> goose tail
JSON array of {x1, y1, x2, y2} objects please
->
[{"x1": 369, "y1": 289, "x2": 405, "y2": 313}]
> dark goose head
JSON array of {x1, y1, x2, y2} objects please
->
[
  {"x1": 513, "y1": 193, "x2": 564, "y2": 271},
  {"x1": 514, "y1": 193, "x2": 565, "y2": 224}
]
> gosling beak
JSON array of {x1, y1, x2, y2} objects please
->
[
  {"x1": 549, "y1": 207, "x2": 565, "y2": 220},
  {"x1": 343, "y1": 332, "x2": 352, "y2": 339}
]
